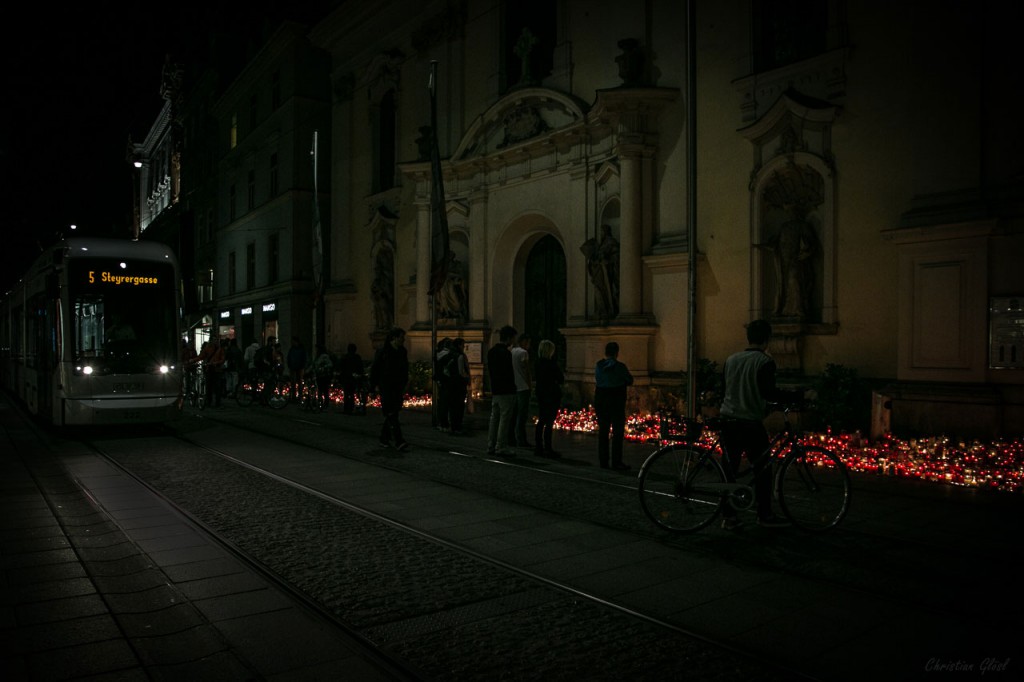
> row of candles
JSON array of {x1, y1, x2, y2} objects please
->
[{"x1": 346, "y1": 392, "x2": 1022, "y2": 494}]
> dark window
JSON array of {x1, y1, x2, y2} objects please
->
[
  {"x1": 246, "y1": 243, "x2": 256, "y2": 290},
  {"x1": 228, "y1": 251, "x2": 237, "y2": 295},
  {"x1": 247, "y1": 170, "x2": 256, "y2": 210},
  {"x1": 271, "y1": 72, "x2": 281, "y2": 110},
  {"x1": 229, "y1": 184, "x2": 237, "y2": 222},
  {"x1": 270, "y1": 153, "x2": 279, "y2": 196},
  {"x1": 753, "y1": 0, "x2": 828, "y2": 72},
  {"x1": 268, "y1": 233, "x2": 279, "y2": 284},
  {"x1": 503, "y1": 0, "x2": 556, "y2": 91},
  {"x1": 249, "y1": 93, "x2": 258, "y2": 131}
]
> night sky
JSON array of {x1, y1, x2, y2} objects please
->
[
  {"x1": 0, "y1": 5, "x2": 182, "y2": 291},
  {"x1": 0, "y1": 3, "x2": 317, "y2": 295}
]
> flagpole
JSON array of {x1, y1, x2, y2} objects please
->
[
  {"x1": 311, "y1": 130, "x2": 325, "y2": 349},
  {"x1": 425, "y1": 62, "x2": 446, "y2": 425}
]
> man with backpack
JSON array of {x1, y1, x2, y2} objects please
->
[{"x1": 443, "y1": 338, "x2": 470, "y2": 435}]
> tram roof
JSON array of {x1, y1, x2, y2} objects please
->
[{"x1": 57, "y1": 238, "x2": 178, "y2": 264}]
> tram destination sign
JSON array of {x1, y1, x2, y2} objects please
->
[{"x1": 86, "y1": 270, "x2": 161, "y2": 286}]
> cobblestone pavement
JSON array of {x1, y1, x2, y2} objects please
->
[
  {"x1": 91, "y1": 409, "x2": 795, "y2": 681},
  {"x1": 6, "y1": 393, "x2": 1022, "y2": 681},
  {"x1": 105, "y1": 399, "x2": 1023, "y2": 680}
]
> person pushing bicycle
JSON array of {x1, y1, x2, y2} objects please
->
[{"x1": 719, "y1": 319, "x2": 815, "y2": 530}]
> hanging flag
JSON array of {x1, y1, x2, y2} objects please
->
[{"x1": 427, "y1": 61, "x2": 450, "y2": 297}]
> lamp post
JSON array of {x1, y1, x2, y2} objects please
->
[{"x1": 127, "y1": 137, "x2": 144, "y2": 240}]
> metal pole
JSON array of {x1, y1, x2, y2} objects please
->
[
  {"x1": 429, "y1": 62, "x2": 440, "y2": 428},
  {"x1": 686, "y1": 0, "x2": 698, "y2": 419}
]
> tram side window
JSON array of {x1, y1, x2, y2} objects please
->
[{"x1": 25, "y1": 295, "x2": 48, "y2": 370}]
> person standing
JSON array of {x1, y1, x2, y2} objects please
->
[
  {"x1": 486, "y1": 325, "x2": 518, "y2": 457},
  {"x1": 369, "y1": 327, "x2": 410, "y2": 451},
  {"x1": 594, "y1": 341, "x2": 633, "y2": 471},
  {"x1": 340, "y1": 343, "x2": 365, "y2": 415},
  {"x1": 508, "y1": 333, "x2": 533, "y2": 448},
  {"x1": 433, "y1": 338, "x2": 453, "y2": 431},
  {"x1": 533, "y1": 339, "x2": 564, "y2": 458},
  {"x1": 445, "y1": 338, "x2": 470, "y2": 435},
  {"x1": 224, "y1": 338, "x2": 243, "y2": 398},
  {"x1": 198, "y1": 340, "x2": 225, "y2": 408},
  {"x1": 243, "y1": 339, "x2": 261, "y2": 384},
  {"x1": 718, "y1": 319, "x2": 809, "y2": 529}
]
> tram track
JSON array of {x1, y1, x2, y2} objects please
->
[
  {"x1": 82, "y1": 420, "x2": 805, "y2": 681},
  {"x1": 185, "y1": 404, "x2": 1022, "y2": 614},
  {"x1": 71, "y1": 403, "x2": 1024, "y2": 679}
]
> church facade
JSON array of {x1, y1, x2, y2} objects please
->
[
  {"x1": 306, "y1": 1, "x2": 1022, "y2": 435},
  {"x1": 133, "y1": 1, "x2": 1020, "y2": 437}
]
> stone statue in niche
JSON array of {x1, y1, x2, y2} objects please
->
[
  {"x1": 615, "y1": 38, "x2": 645, "y2": 87},
  {"x1": 757, "y1": 201, "x2": 819, "y2": 320},
  {"x1": 514, "y1": 27, "x2": 538, "y2": 86},
  {"x1": 436, "y1": 251, "x2": 468, "y2": 322},
  {"x1": 758, "y1": 163, "x2": 824, "y2": 322},
  {"x1": 581, "y1": 224, "x2": 620, "y2": 321},
  {"x1": 370, "y1": 247, "x2": 394, "y2": 331}
]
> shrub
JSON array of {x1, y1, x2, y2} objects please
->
[
  {"x1": 408, "y1": 361, "x2": 433, "y2": 395},
  {"x1": 810, "y1": 363, "x2": 870, "y2": 433}
]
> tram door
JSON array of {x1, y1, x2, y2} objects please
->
[
  {"x1": 524, "y1": 235, "x2": 567, "y2": 362},
  {"x1": 28, "y1": 292, "x2": 55, "y2": 420}
]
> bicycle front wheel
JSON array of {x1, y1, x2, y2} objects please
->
[
  {"x1": 777, "y1": 445, "x2": 851, "y2": 531},
  {"x1": 638, "y1": 445, "x2": 726, "y2": 533},
  {"x1": 267, "y1": 381, "x2": 288, "y2": 410}
]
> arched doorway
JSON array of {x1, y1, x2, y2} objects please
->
[{"x1": 524, "y1": 235, "x2": 567, "y2": 362}]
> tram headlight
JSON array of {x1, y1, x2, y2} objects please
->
[
  {"x1": 159, "y1": 365, "x2": 170, "y2": 374},
  {"x1": 81, "y1": 365, "x2": 93, "y2": 375}
]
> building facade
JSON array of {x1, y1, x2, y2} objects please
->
[{"x1": 135, "y1": 0, "x2": 1023, "y2": 437}]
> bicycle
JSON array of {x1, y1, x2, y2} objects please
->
[
  {"x1": 235, "y1": 370, "x2": 288, "y2": 409},
  {"x1": 182, "y1": 362, "x2": 207, "y2": 410},
  {"x1": 637, "y1": 403, "x2": 851, "y2": 533}
]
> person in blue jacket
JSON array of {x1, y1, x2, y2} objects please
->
[{"x1": 594, "y1": 341, "x2": 633, "y2": 471}]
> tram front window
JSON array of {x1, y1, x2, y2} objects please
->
[{"x1": 68, "y1": 259, "x2": 177, "y2": 372}]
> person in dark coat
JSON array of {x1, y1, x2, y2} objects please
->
[
  {"x1": 486, "y1": 325, "x2": 518, "y2": 456},
  {"x1": 533, "y1": 339, "x2": 564, "y2": 458},
  {"x1": 444, "y1": 338, "x2": 470, "y2": 435},
  {"x1": 369, "y1": 327, "x2": 409, "y2": 450}
]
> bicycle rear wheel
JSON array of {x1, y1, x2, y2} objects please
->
[
  {"x1": 777, "y1": 445, "x2": 851, "y2": 531},
  {"x1": 638, "y1": 445, "x2": 726, "y2": 532}
]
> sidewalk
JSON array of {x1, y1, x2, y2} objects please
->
[
  {"x1": 362, "y1": 397, "x2": 653, "y2": 471},
  {"x1": 0, "y1": 394, "x2": 411, "y2": 681}
]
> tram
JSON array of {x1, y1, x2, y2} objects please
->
[{"x1": 0, "y1": 238, "x2": 182, "y2": 426}]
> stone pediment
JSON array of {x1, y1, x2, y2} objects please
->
[{"x1": 452, "y1": 87, "x2": 587, "y2": 162}]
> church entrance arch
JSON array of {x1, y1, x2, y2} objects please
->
[{"x1": 524, "y1": 235, "x2": 567, "y2": 363}]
